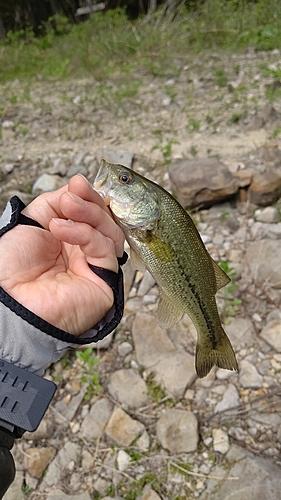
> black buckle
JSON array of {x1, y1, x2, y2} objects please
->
[{"x1": 0, "y1": 359, "x2": 56, "y2": 433}]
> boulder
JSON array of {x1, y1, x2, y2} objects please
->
[
  {"x1": 169, "y1": 157, "x2": 239, "y2": 208},
  {"x1": 248, "y1": 168, "x2": 281, "y2": 206}
]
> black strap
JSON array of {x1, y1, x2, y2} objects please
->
[
  {"x1": 0, "y1": 429, "x2": 15, "y2": 499},
  {"x1": 18, "y1": 213, "x2": 44, "y2": 229},
  {"x1": 88, "y1": 265, "x2": 119, "y2": 292}
]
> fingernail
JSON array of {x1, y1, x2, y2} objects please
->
[
  {"x1": 77, "y1": 173, "x2": 92, "y2": 187},
  {"x1": 52, "y1": 218, "x2": 75, "y2": 227}
]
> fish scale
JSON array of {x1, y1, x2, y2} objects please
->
[{"x1": 94, "y1": 159, "x2": 239, "y2": 378}]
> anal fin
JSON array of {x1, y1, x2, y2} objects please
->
[{"x1": 157, "y1": 293, "x2": 184, "y2": 329}]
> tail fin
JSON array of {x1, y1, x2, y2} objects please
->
[{"x1": 195, "y1": 328, "x2": 238, "y2": 378}]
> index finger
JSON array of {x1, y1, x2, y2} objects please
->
[{"x1": 20, "y1": 174, "x2": 110, "y2": 229}]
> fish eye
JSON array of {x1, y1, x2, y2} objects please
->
[{"x1": 119, "y1": 172, "x2": 133, "y2": 184}]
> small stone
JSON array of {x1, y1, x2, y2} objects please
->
[
  {"x1": 239, "y1": 360, "x2": 263, "y2": 388},
  {"x1": 140, "y1": 488, "x2": 162, "y2": 500},
  {"x1": 215, "y1": 383, "x2": 240, "y2": 413},
  {"x1": 81, "y1": 449, "x2": 95, "y2": 470},
  {"x1": 118, "y1": 341, "x2": 133, "y2": 357},
  {"x1": 107, "y1": 368, "x2": 148, "y2": 408},
  {"x1": 32, "y1": 173, "x2": 65, "y2": 193},
  {"x1": 255, "y1": 206, "x2": 280, "y2": 223},
  {"x1": 93, "y1": 478, "x2": 112, "y2": 495},
  {"x1": 260, "y1": 320, "x2": 281, "y2": 352},
  {"x1": 152, "y1": 350, "x2": 196, "y2": 397},
  {"x1": 2, "y1": 120, "x2": 14, "y2": 128},
  {"x1": 54, "y1": 385, "x2": 87, "y2": 422},
  {"x1": 81, "y1": 398, "x2": 113, "y2": 440},
  {"x1": 117, "y1": 449, "x2": 131, "y2": 471},
  {"x1": 43, "y1": 442, "x2": 81, "y2": 486},
  {"x1": 105, "y1": 406, "x2": 145, "y2": 446},
  {"x1": 135, "y1": 430, "x2": 150, "y2": 451},
  {"x1": 24, "y1": 446, "x2": 56, "y2": 478},
  {"x1": 2, "y1": 163, "x2": 15, "y2": 174},
  {"x1": 212, "y1": 428, "x2": 230, "y2": 454},
  {"x1": 132, "y1": 313, "x2": 175, "y2": 367},
  {"x1": 156, "y1": 409, "x2": 198, "y2": 453}
]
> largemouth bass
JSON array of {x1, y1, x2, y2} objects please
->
[{"x1": 94, "y1": 159, "x2": 238, "y2": 378}]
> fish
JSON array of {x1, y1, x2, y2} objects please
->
[{"x1": 94, "y1": 159, "x2": 238, "y2": 378}]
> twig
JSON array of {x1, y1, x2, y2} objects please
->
[
  {"x1": 169, "y1": 461, "x2": 240, "y2": 481},
  {"x1": 137, "y1": 395, "x2": 172, "y2": 412},
  {"x1": 94, "y1": 461, "x2": 137, "y2": 482}
]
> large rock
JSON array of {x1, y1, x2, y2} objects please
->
[
  {"x1": 260, "y1": 320, "x2": 281, "y2": 352},
  {"x1": 107, "y1": 368, "x2": 148, "y2": 408},
  {"x1": 132, "y1": 313, "x2": 196, "y2": 397},
  {"x1": 200, "y1": 444, "x2": 281, "y2": 500},
  {"x1": 156, "y1": 409, "x2": 198, "y2": 453},
  {"x1": 168, "y1": 157, "x2": 239, "y2": 208},
  {"x1": 24, "y1": 447, "x2": 56, "y2": 478},
  {"x1": 245, "y1": 240, "x2": 281, "y2": 289},
  {"x1": 105, "y1": 406, "x2": 145, "y2": 446},
  {"x1": 81, "y1": 398, "x2": 113, "y2": 440},
  {"x1": 248, "y1": 168, "x2": 281, "y2": 206}
]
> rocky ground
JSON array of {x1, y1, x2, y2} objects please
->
[{"x1": 1, "y1": 47, "x2": 281, "y2": 500}]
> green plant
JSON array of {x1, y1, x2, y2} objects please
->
[
  {"x1": 17, "y1": 125, "x2": 29, "y2": 135},
  {"x1": 76, "y1": 347, "x2": 102, "y2": 400},
  {"x1": 190, "y1": 145, "x2": 198, "y2": 158},
  {"x1": 266, "y1": 85, "x2": 281, "y2": 103},
  {"x1": 215, "y1": 68, "x2": 227, "y2": 87},
  {"x1": 9, "y1": 95, "x2": 17, "y2": 104},
  {"x1": 187, "y1": 117, "x2": 200, "y2": 133},
  {"x1": 60, "y1": 354, "x2": 71, "y2": 369},
  {"x1": 123, "y1": 472, "x2": 161, "y2": 500},
  {"x1": 124, "y1": 447, "x2": 148, "y2": 464},
  {"x1": 218, "y1": 261, "x2": 242, "y2": 323},
  {"x1": 152, "y1": 139, "x2": 179, "y2": 163},
  {"x1": 22, "y1": 483, "x2": 31, "y2": 495},
  {"x1": 146, "y1": 373, "x2": 167, "y2": 403},
  {"x1": 270, "y1": 126, "x2": 281, "y2": 138},
  {"x1": 229, "y1": 112, "x2": 242, "y2": 124}
]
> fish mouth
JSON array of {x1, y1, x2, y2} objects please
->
[{"x1": 93, "y1": 161, "x2": 112, "y2": 205}]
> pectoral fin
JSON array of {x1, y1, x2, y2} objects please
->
[
  {"x1": 147, "y1": 234, "x2": 174, "y2": 263},
  {"x1": 157, "y1": 293, "x2": 184, "y2": 329},
  {"x1": 211, "y1": 257, "x2": 231, "y2": 291}
]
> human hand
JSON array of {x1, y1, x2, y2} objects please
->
[{"x1": 0, "y1": 175, "x2": 125, "y2": 335}]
